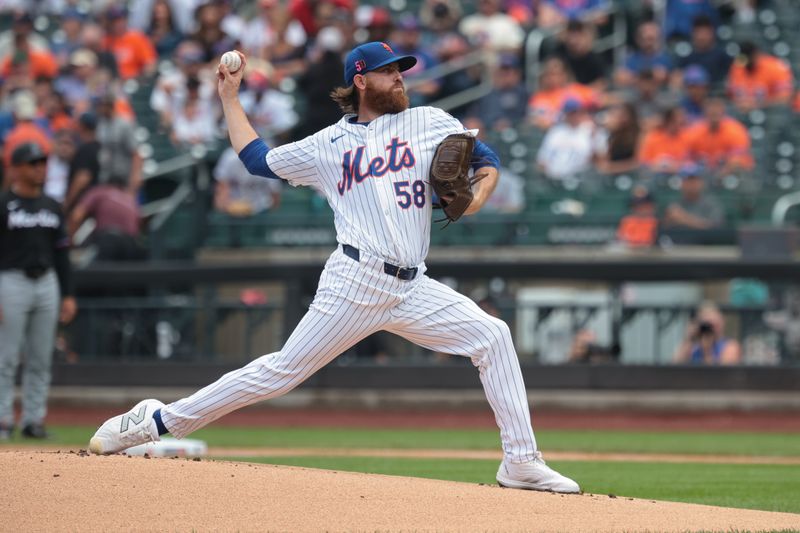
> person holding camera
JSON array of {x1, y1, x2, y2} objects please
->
[{"x1": 673, "y1": 302, "x2": 741, "y2": 365}]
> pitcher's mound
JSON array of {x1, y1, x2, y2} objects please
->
[{"x1": 4, "y1": 451, "x2": 799, "y2": 532}]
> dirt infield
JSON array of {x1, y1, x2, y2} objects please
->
[{"x1": 4, "y1": 451, "x2": 799, "y2": 533}]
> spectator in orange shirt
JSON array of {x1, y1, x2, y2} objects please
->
[
  {"x1": 528, "y1": 57, "x2": 598, "y2": 130},
  {"x1": 0, "y1": 34, "x2": 58, "y2": 81},
  {"x1": 686, "y1": 96, "x2": 754, "y2": 179},
  {"x1": 2, "y1": 91, "x2": 52, "y2": 187},
  {"x1": 39, "y1": 86, "x2": 75, "y2": 135},
  {"x1": 102, "y1": 6, "x2": 157, "y2": 79},
  {"x1": 727, "y1": 41, "x2": 793, "y2": 111},
  {"x1": 639, "y1": 106, "x2": 691, "y2": 176},
  {"x1": 616, "y1": 186, "x2": 658, "y2": 248}
]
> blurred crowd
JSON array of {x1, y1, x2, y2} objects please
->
[{"x1": 0, "y1": 0, "x2": 797, "y2": 253}]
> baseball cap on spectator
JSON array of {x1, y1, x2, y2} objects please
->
[
  {"x1": 343, "y1": 41, "x2": 417, "y2": 85},
  {"x1": 499, "y1": 54, "x2": 520, "y2": 69},
  {"x1": 63, "y1": 8, "x2": 87, "y2": 21},
  {"x1": 70, "y1": 48, "x2": 98, "y2": 68},
  {"x1": 629, "y1": 187, "x2": 655, "y2": 206},
  {"x1": 562, "y1": 97, "x2": 582, "y2": 113},
  {"x1": 11, "y1": 142, "x2": 48, "y2": 166},
  {"x1": 78, "y1": 111, "x2": 97, "y2": 130},
  {"x1": 684, "y1": 65, "x2": 709, "y2": 86},
  {"x1": 105, "y1": 5, "x2": 127, "y2": 19},
  {"x1": 679, "y1": 162, "x2": 702, "y2": 178},
  {"x1": 355, "y1": 6, "x2": 391, "y2": 28},
  {"x1": 13, "y1": 91, "x2": 37, "y2": 120},
  {"x1": 396, "y1": 14, "x2": 420, "y2": 31},
  {"x1": 368, "y1": 7, "x2": 391, "y2": 27}
]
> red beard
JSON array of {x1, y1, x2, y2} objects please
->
[{"x1": 363, "y1": 79, "x2": 410, "y2": 114}]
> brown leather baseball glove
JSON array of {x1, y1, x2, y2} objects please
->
[{"x1": 429, "y1": 133, "x2": 486, "y2": 224}]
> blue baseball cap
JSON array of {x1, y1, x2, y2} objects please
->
[
  {"x1": 562, "y1": 97, "x2": 582, "y2": 113},
  {"x1": 343, "y1": 41, "x2": 417, "y2": 86},
  {"x1": 679, "y1": 162, "x2": 702, "y2": 178},
  {"x1": 684, "y1": 65, "x2": 709, "y2": 86}
]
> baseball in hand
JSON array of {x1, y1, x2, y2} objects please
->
[{"x1": 220, "y1": 51, "x2": 242, "y2": 73}]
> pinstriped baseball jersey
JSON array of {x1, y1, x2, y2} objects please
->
[
  {"x1": 158, "y1": 105, "x2": 542, "y2": 466},
  {"x1": 266, "y1": 106, "x2": 464, "y2": 266}
]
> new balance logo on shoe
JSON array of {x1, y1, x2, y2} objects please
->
[{"x1": 120, "y1": 405, "x2": 147, "y2": 432}]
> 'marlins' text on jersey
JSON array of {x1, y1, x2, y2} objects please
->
[
  {"x1": 7, "y1": 209, "x2": 60, "y2": 229},
  {"x1": 338, "y1": 138, "x2": 416, "y2": 195}
]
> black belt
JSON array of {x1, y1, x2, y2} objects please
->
[
  {"x1": 23, "y1": 266, "x2": 49, "y2": 279},
  {"x1": 342, "y1": 244, "x2": 418, "y2": 281}
]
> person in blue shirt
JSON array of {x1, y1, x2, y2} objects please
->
[
  {"x1": 676, "y1": 15, "x2": 732, "y2": 88},
  {"x1": 538, "y1": 0, "x2": 611, "y2": 29},
  {"x1": 681, "y1": 64, "x2": 710, "y2": 123},
  {"x1": 466, "y1": 54, "x2": 528, "y2": 132},
  {"x1": 664, "y1": 0, "x2": 718, "y2": 41},
  {"x1": 615, "y1": 20, "x2": 673, "y2": 88}
]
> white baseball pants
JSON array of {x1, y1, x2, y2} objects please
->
[{"x1": 161, "y1": 247, "x2": 538, "y2": 462}]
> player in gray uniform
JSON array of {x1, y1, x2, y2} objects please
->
[
  {"x1": 0, "y1": 143, "x2": 77, "y2": 440},
  {"x1": 89, "y1": 43, "x2": 579, "y2": 493}
]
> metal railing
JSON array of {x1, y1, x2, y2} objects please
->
[
  {"x1": 404, "y1": 49, "x2": 494, "y2": 112},
  {"x1": 69, "y1": 296, "x2": 282, "y2": 362},
  {"x1": 64, "y1": 295, "x2": 789, "y2": 365},
  {"x1": 524, "y1": 5, "x2": 628, "y2": 93},
  {"x1": 772, "y1": 190, "x2": 800, "y2": 226},
  {"x1": 139, "y1": 148, "x2": 216, "y2": 259}
]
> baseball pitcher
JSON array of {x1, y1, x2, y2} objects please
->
[{"x1": 89, "y1": 43, "x2": 579, "y2": 493}]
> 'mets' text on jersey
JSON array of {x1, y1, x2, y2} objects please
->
[
  {"x1": 266, "y1": 107, "x2": 465, "y2": 266},
  {"x1": 338, "y1": 138, "x2": 416, "y2": 195}
]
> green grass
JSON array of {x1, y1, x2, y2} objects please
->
[
  {"x1": 13, "y1": 426, "x2": 800, "y2": 457},
  {"x1": 218, "y1": 455, "x2": 800, "y2": 514}
]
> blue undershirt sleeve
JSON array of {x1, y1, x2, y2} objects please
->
[
  {"x1": 472, "y1": 139, "x2": 500, "y2": 172},
  {"x1": 238, "y1": 138, "x2": 281, "y2": 180}
]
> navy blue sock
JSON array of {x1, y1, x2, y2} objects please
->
[{"x1": 152, "y1": 408, "x2": 169, "y2": 436}]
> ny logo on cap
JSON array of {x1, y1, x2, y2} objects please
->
[
  {"x1": 355, "y1": 59, "x2": 366, "y2": 72},
  {"x1": 381, "y1": 42, "x2": 393, "y2": 53}
]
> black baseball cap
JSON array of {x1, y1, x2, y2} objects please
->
[
  {"x1": 78, "y1": 111, "x2": 98, "y2": 130},
  {"x1": 11, "y1": 142, "x2": 47, "y2": 165},
  {"x1": 629, "y1": 189, "x2": 655, "y2": 206},
  {"x1": 343, "y1": 41, "x2": 417, "y2": 85}
]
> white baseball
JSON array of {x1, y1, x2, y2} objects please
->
[{"x1": 220, "y1": 51, "x2": 242, "y2": 73}]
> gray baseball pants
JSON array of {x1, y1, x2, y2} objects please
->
[{"x1": 0, "y1": 270, "x2": 60, "y2": 427}]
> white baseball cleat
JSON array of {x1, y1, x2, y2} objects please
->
[
  {"x1": 496, "y1": 451, "x2": 581, "y2": 493},
  {"x1": 88, "y1": 399, "x2": 165, "y2": 455}
]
